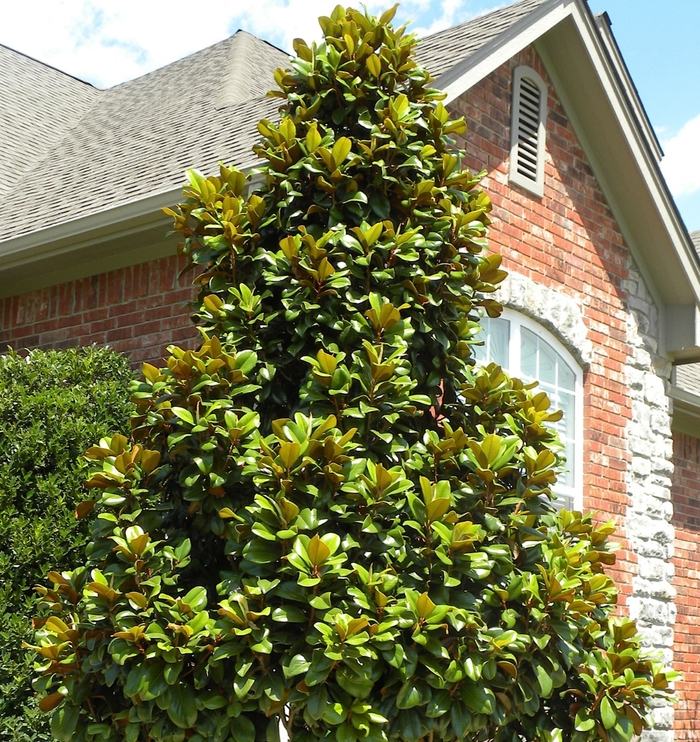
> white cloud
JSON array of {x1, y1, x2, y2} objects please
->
[
  {"x1": 2, "y1": 0, "x2": 235, "y2": 87},
  {"x1": 661, "y1": 113, "x2": 700, "y2": 197},
  {"x1": 0, "y1": 0, "x2": 504, "y2": 88},
  {"x1": 231, "y1": 0, "x2": 463, "y2": 52},
  {"x1": 234, "y1": 0, "x2": 506, "y2": 53},
  {"x1": 412, "y1": 0, "x2": 489, "y2": 37}
]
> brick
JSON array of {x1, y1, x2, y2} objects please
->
[
  {"x1": 672, "y1": 429, "x2": 700, "y2": 733},
  {"x1": 0, "y1": 43, "x2": 692, "y2": 737}
]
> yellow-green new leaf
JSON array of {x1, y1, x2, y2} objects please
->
[{"x1": 307, "y1": 535, "x2": 331, "y2": 567}]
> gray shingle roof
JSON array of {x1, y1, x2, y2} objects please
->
[
  {"x1": 0, "y1": 1, "x2": 556, "y2": 245},
  {"x1": 0, "y1": 33, "x2": 287, "y2": 242},
  {"x1": 0, "y1": 44, "x2": 99, "y2": 201},
  {"x1": 414, "y1": 0, "x2": 551, "y2": 77},
  {"x1": 677, "y1": 363, "x2": 700, "y2": 396},
  {"x1": 690, "y1": 230, "x2": 700, "y2": 260},
  {"x1": 675, "y1": 231, "x2": 700, "y2": 396}
]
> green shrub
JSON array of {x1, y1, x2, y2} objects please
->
[
  {"x1": 29, "y1": 6, "x2": 674, "y2": 742},
  {"x1": 0, "y1": 347, "x2": 134, "y2": 742}
]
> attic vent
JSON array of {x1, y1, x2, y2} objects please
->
[{"x1": 509, "y1": 66, "x2": 547, "y2": 196}]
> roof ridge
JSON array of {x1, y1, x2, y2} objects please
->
[
  {"x1": 215, "y1": 30, "x2": 289, "y2": 108},
  {"x1": 0, "y1": 41, "x2": 97, "y2": 89},
  {"x1": 217, "y1": 32, "x2": 263, "y2": 108},
  {"x1": 107, "y1": 31, "x2": 289, "y2": 93}
]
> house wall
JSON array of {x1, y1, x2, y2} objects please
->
[
  {"x1": 0, "y1": 254, "x2": 198, "y2": 365},
  {"x1": 671, "y1": 430, "x2": 700, "y2": 741},
  {"x1": 0, "y1": 40, "x2": 690, "y2": 742},
  {"x1": 452, "y1": 46, "x2": 677, "y2": 740}
]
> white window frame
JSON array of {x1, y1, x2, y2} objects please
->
[
  {"x1": 509, "y1": 65, "x2": 547, "y2": 197},
  {"x1": 475, "y1": 309, "x2": 584, "y2": 510}
]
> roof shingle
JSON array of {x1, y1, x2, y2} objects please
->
[
  {"x1": 675, "y1": 232, "x2": 700, "y2": 397},
  {"x1": 0, "y1": 2, "x2": 556, "y2": 244},
  {"x1": 414, "y1": 0, "x2": 551, "y2": 77},
  {"x1": 0, "y1": 33, "x2": 287, "y2": 242},
  {"x1": 0, "y1": 44, "x2": 99, "y2": 201}
]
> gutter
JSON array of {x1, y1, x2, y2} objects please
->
[
  {"x1": 670, "y1": 385, "x2": 700, "y2": 437},
  {"x1": 0, "y1": 188, "x2": 182, "y2": 270},
  {"x1": 0, "y1": 162, "x2": 261, "y2": 274}
]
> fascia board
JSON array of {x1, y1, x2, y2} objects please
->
[
  {"x1": 434, "y1": 0, "x2": 700, "y2": 312},
  {"x1": 0, "y1": 188, "x2": 182, "y2": 270},
  {"x1": 670, "y1": 385, "x2": 700, "y2": 437},
  {"x1": 554, "y1": 2, "x2": 700, "y2": 306},
  {"x1": 593, "y1": 13, "x2": 663, "y2": 162}
]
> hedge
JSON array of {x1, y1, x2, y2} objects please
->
[{"x1": 0, "y1": 347, "x2": 134, "y2": 742}]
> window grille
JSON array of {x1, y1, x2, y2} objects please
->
[{"x1": 473, "y1": 310, "x2": 584, "y2": 511}]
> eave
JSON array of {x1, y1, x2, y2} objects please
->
[
  {"x1": 0, "y1": 189, "x2": 181, "y2": 298},
  {"x1": 670, "y1": 385, "x2": 700, "y2": 438}
]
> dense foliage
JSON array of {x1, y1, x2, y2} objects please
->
[
  {"x1": 29, "y1": 6, "x2": 674, "y2": 742},
  {"x1": 0, "y1": 347, "x2": 133, "y2": 742}
]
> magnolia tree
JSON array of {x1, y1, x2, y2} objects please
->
[{"x1": 29, "y1": 6, "x2": 674, "y2": 742}]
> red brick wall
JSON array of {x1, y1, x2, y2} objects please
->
[
  {"x1": 1, "y1": 47, "x2": 639, "y2": 590},
  {"x1": 453, "y1": 47, "x2": 635, "y2": 595},
  {"x1": 672, "y1": 430, "x2": 700, "y2": 741},
  {"x1": 1, "y1": 49, "x2": 688, "y2": 732},
  {"x1": 0, "y1": 254, "x2": 198, "y2": 366}
]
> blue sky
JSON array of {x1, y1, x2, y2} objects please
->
[
  {"x1": 2, "y1": 0, "x2": 699, "y2": 229},
  {"x1": 587, "y1": 0, "x2": 700, "y2": 231}
]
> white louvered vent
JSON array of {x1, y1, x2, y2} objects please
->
[{"x1": 509, "y1": 66, "x2": 547, "y2": 196}]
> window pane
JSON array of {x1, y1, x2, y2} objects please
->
[
  {"x1": 472, "y1": 334, "x2": 488, "y2": 364},
  {"x1": 559, "y1": 390, "x2": 576, "y2": 440},
  {"x1": 489, "y1": 319, "x2": 510, "y2": 368},
  {"x1": 474, "y1": 318, "x2": 510, "y2": 368},
  {"x1": 552, "y1": 493, "x2": 574, "y2": 511},
  {"x1": 538, "y1": 337, "x2": 557, "y2": 385},
  {"x1": 555, "y1": 391, "x2": 576, "y2": 489},
  {"x1": 520, "y1": 327, "x2": 538, "y2": 378},
  {"x1": 520, "y1": 326, "x2": 578, "y2": 499},
  {"x1": 559, "y1": 359, "x2": 576, "y2": 391}
]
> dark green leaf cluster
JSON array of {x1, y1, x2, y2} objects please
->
[
  {"x1": 0, "y1": 347, "x2": 133, "y2": 742},
  {"x1": 29, "y1": 6, "x2": 675, "y2": 742}
]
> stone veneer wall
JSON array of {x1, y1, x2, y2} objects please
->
[
  {"x1": 0, "y1": 254, "x2": 198, "y2": 366},
  {"x1": 453, "y1": 47, "x2": 677, "y2": 740},
  {"x1": 622, "y1": 263, "x2": 675, "y2": 740}
]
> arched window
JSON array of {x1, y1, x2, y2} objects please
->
[
  {"x1": 509, "y1": 65, "x2": 547, "y2": 197},
  {"x1": 473, "y1": 309, "x2": 584, "y2": 510}
]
